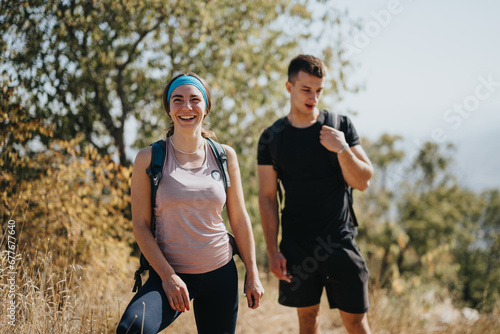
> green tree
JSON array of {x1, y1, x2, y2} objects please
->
[
  {"x1": 399, "y1": 142, "x2": 479, "y2": 255},
  {"x1": 455, "y1": 189, "x2": 500, "y2": 310},
  {"x1": 1, "y1": 0, "x2": 356, "y2": 166},
  {"x1": 395, "y1": 141, "x2": 487, "y2": 300},
  {"x1": 359, "y1": 136, "x2": 500, "y2": 309},
  {"x1": 362, "y1": 134, "x2": 404, "y2": 219},
  {"x1": 357, "y1": 134, "x2": 407, "y2": 288}
]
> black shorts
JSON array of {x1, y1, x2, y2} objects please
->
[{"x1": 278, "y1": 237, "x2": 369, "y2": 314}]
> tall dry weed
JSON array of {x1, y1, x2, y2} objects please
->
[{"x1": 0, "y1": 234, "x2": 137, "y2": 333}]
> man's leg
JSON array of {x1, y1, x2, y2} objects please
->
[
  {"x1": 339, "y1": 311, "x2": 371, "y2": 334},
  {"x1": 297, "y1": 304, "x2": 320, "y2": 334}
]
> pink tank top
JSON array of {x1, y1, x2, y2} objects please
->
[{"x1": 154, "y1": 137, "x2": 233, "y2": 274}]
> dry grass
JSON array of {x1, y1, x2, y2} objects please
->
[
  {"x1": 0, "y1": 240, "x2": 135, "y2": 334},
  {"x1": 2, "y1": 250, "x2": 499, "y2": 334}
]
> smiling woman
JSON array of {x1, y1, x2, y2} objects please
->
[
  {"x1": 117, "y1": 73, "x2": 264, "y2": 334},
  {"x1": 162, "y1": 73, "x2": 214, "y2": 141}
]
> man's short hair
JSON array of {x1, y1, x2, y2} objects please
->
[{"x1": 288, "y1": 55, "x2": 327, "y2": 83}]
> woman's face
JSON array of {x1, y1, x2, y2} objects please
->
[{"x1": 168, "y1": 84, "x2": 206, "y2": 133}]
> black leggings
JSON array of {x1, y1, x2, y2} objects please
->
[{"x1": 117, "y1": 259, "x2": 238, "y2": 334}]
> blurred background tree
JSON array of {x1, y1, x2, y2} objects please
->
[
  {"x1": 357, "y1": 135, "x2": 500, "y2": 311},
  {"x1": 1, "y1": 83, "x2": 133, "y2": 270}
]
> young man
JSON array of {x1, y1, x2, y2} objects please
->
[{"x1": 257, "y1": 55, "x2": 373, "y2": 334}]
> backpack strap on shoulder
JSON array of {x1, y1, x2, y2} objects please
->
[
  {"x1": 267, "y1": 116, "x2": 287, "y2": 176},
  {"x1": 206, "y1": 138, "x2": 230, "y2": 191},
  {"x1": 133, "y1": 139, "x2": 166, "y2": 292},
  {"x1": 265, "y1": 116, "x2": 288, "y2": 212},
  {"x1": 146, "y1": 139, "x2": 166, "y2": 236},
  {"x1": 323, "y1": 109, "x2": 340, "y2": 130}
]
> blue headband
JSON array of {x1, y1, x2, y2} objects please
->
[{"x1": 167, "y1": 76, "x2": 208, "y2": 107}]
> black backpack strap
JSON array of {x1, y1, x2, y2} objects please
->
[
  {"x1": 345, "y1": 186, "x2": 358, "y2": 227},
  {"x1": 206, "y1": 138, "x2": 230, "y2": 191},
  {"x1": 265, "y1": 117, "x2": 287, "y2": 210},
  {"x1": 133, "y1": 139, "x2": 166, "y2": 292},
  {"x1": 324, "y1": 109, "x2": 340, "y2": 130},
  {"x1": 267, "y1": 116, "x2": 287, "y2": 177},
  {"x1": 323, "y1": 110, "x2": 358, "y2": 227},
  {"x1": 146, "y1": 140, "x2": 166, "y2": 236}
]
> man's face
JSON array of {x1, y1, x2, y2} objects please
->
[{"x1": 286, "y1": 70, "x2": 325, "y2": 116}]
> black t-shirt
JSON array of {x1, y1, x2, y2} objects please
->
[{"x1": 257, "y1": 111, "x2": 361, "y2": 250}]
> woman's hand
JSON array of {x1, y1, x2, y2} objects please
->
[
  {"x1": 244, "y1": 274, "x2": 265, "y2": 309},
  {"x1": 162, "y1": 274, "x2": 190, "y2": 312}
]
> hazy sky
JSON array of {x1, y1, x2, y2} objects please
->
[{"x1": 328, "y1": 0, "x2": 500, "y2": 191}]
